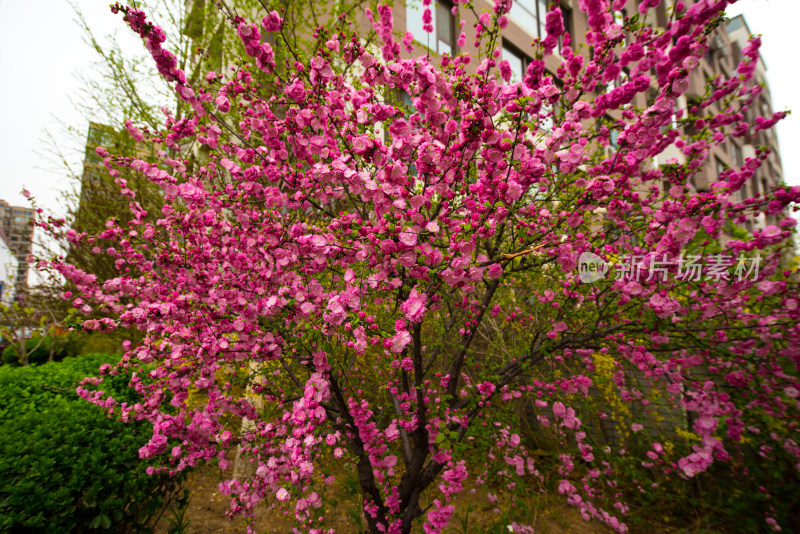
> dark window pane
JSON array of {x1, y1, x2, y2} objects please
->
[
  {"x1": 502, "y1": 44, "x2": 526, "y2": 82},
  {"x1": 437, "y1": 0, "x2": 454, "y2": 54},
  {"x1": 537, "y1": 0, "x2": 547, "y2": 38},
  {"x1": 562, "y1": 6, "x2": 572, "y2": 37}
]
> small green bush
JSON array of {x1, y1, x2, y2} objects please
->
[
  {"x1": 0, "y1": 354, "x2": 185, "y2": 533},
  {"x1": 1, "y1": 334, "x2": 84, "y2": 366}
]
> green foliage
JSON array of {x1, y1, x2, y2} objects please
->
[
  {"x1": 634, "y1": 432, "x2": 800, "y2": 532},
  {"x1": 0, "y1": 354, "x2": 186, "y2": 533},
  {"x1": 343, "y1": 466, "x2": 361, "y2": 496},
  {"x1": 163, "y1": 490, "x2": 192, "y2": 534},
  {"x1": 1, "y1": 334, "x2": 84, "y2": 367},
  {"x1": 76, "y1": 330, "x2": 129, "y2": 356},
  {"x1": 453, "y1": 504, "x2": 474, "y2": 534},
  {"x1": 605, "y1": 446, "x2": 800, "y2": 533},
  {"x1": 521, "y1": 359, "x2": 800, "y2": 534}
]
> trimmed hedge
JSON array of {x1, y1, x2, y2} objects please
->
[{"x1": 0, "y1": 354, "x2": 184, "y2": 533}]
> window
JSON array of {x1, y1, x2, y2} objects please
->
[
  {"x1": 751, "y1": 171, "x2": 761, "y2": 196},
  {"x1": 731, "y1": 143, "x2": 743, "y2": 167},
  {"x1": 560, "y1": 6, "x2": 572, "y2": 53},
  {"x1": 718, "y1": 157, "x2": 742, "y2": 202},
  {"x1": 399, "y1": 90, "x2": 413, "y2": 111},
  {"x1": 502, "y1": 41, "x2": 530, "y2": 83},
  {"x1": 610, "y1": 128, "x2": 620, "y2": 149},
  {"x1": 612, "y1": 9, "x2": 630, "y2": 45},
  {"x1": 727, "y1": 16, "x2": 743, "y2": 32},
  {"x1": 730, "y1": 41, "x2": 742, "y2": 67},
  {"x1": 436, "y1": 0, "x2": 455, "y2": 55},
  {"x1": 716, "y1": 157, "x2": 726, "y2": 178},
  {"x1": 509, "y1": 0, "x2": 548, "y2": 39},
  {"x1": 406, "y1": 0, "x2": 456, "y2": 56},
  {"x1": 605, "y1": 68, "x2": 629, "y2": 93},
  {"x1": 655, "y1": 2, "x2": 669, "y2": 28},
  {"x1": 761, "y1": 100, "x2": 771, "y2": 118},
  {"x1": 540, "y1": 98, "x2": 556, "y2": 132}
]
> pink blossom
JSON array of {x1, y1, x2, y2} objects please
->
[
  {"x1": 401, "y1": 288, "x2": 428, "y2": 323},
  {"x1": 285, "y1": 80, "x2": 306, "y2": 102},
  {"x1": 390, "y1": 330, "x2": 412, "y2": 353},
  {"x1": 261, "y1": 11, "x2": 283, "y2": 32},
  {"x1": 487, "y1": 263, "x2": 503, "y2": 279}
]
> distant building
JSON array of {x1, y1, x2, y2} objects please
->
[
  {"x1": 0, "y1": 227, "x2": 19, "y2": 302},
  {"x1": 74, "y1": 123, "x2": 119, "y2": 235},
  {"x1": 0, "y1": 199, "x2": 34, "y2": 290},
  {"x1": 681, "y1": 14, "x2": 784, "y2": 232},
  {"x1": 68, "y1": 123, "x2": 164, "y2": 282},
  {"x1": 402, "y1": 2, "x2": 784, "y2": 235}
]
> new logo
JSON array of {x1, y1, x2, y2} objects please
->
[{"x1": 578, "y1": 252, "x2": 609, "y2": 283}]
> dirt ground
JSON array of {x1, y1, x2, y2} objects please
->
[{"x1": 154, "y1": 463, "x2": 610, "y2": 534}]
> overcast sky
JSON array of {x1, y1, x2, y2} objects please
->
[{"x1": 0, "y1": 0, "x2": 798, "y2": 217}]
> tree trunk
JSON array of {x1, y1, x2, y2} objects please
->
[{"x1": 233, "y1": 362, "x2": 264, "y2": 480}]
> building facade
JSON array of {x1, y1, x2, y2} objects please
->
[
  {"x1": 0, "y1": 227, "x2": 19, "y2": 302},
  {"x1": 401, "y1": 0, "x2": 784, "y2": 234},
  {"x1": 0, "y1": 200, "x2": 34, "y2": 290}
]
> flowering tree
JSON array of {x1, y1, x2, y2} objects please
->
[{"x1": 42, "y1": 0, "x2": 800, "y2": 532}]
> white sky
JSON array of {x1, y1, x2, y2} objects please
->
[
  {"x1": 0, "y1": 0, "x2": 144, "y2": 217},
  {"x1": 0, "y1": 0, "x2": 798, "y2": 218}
]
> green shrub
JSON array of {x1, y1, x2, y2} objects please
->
[
  {"x1": 0, "y1": 354, "x2": 186, "y2": 533},
  {"x1": 1, "y1": 334, "x2": 85, "y2": 366},
  {"x1": 76, "y1": 331, "x2": 126, "y2": 357}
]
